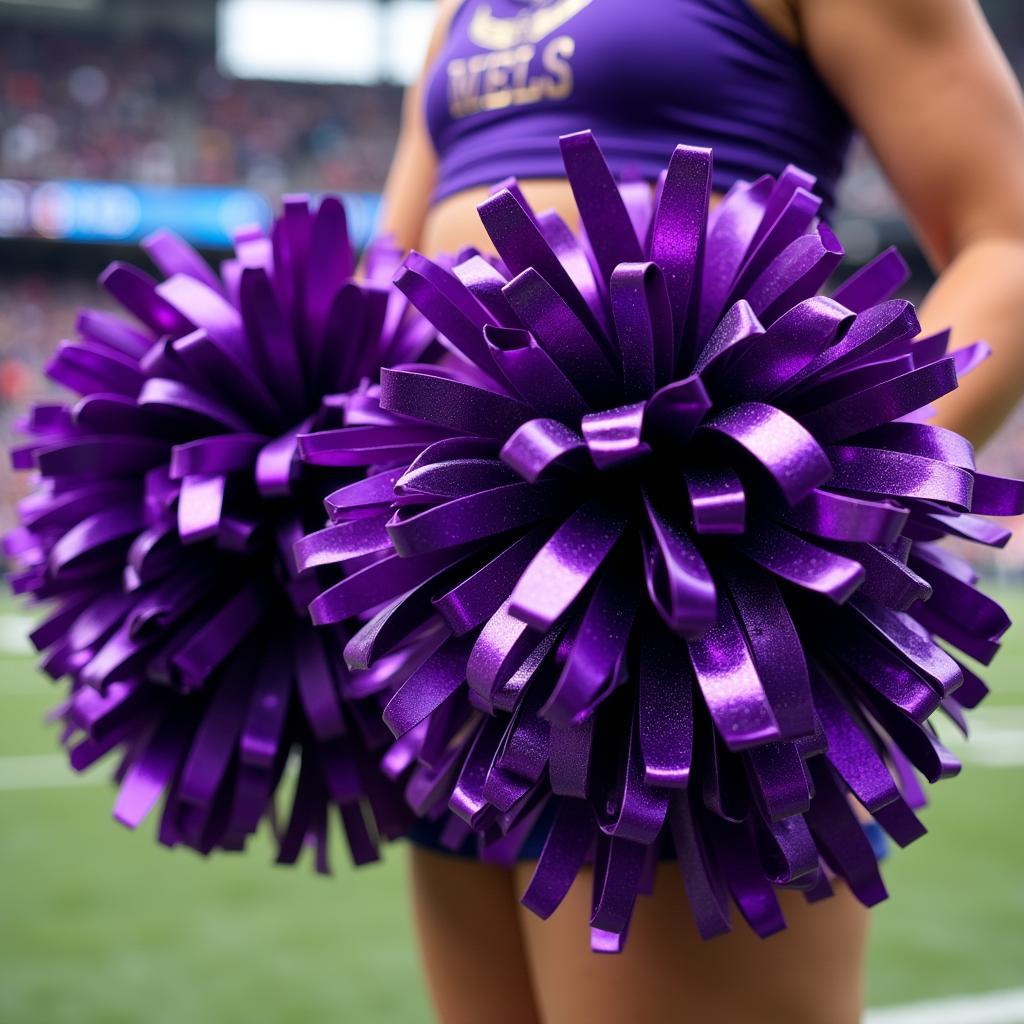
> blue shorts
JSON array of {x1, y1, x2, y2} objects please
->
[{"x1": 407, "y1": 801, "x2": 891, "y2": 862}]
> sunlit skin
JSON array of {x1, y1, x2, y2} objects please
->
[{"x1": 378, "y1": 1, "x2": 1024, "y2": 1021}]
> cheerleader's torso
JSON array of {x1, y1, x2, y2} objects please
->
[{"x1": 424, "y1": 0, "x2": 854, "y2": 213}]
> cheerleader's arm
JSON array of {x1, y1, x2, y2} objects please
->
[
  {"x1": 800, "y1": 0, "x2": 1024, "y2": 449},
  {"x1": 376, "y1": 1, "x2": 464, "y2": 252}
]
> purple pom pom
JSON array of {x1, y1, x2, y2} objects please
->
[
  {"x1": 298, "y1": 131, "x2": 1024, "y2": 945},
  {"x1": 5, "y1": 196, "x2": 438, "y2": 869}
]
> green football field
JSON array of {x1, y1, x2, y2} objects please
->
[{"x1": 1, "y1": 586, "x2": 1022, "y2": 1023}]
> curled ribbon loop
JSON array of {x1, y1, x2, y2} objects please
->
[
  {"x1": 501, "y1": 419, "x2": 588, "y2": 482},
  {"x1": 701, "y1": 401, "x2": 832, "y2": 506},
  {"x1": 610, "y1": 262, "x2": 674, "y2": 398}
]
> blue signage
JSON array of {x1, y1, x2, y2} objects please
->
[{"x1": 0, "y1": 179, "x2": 382, "y2": 250}]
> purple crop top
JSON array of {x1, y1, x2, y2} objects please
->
[{"x1": 425, "y1": 0, "x2": 854, "y2": 212}]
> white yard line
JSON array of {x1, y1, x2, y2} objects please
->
[
  {"x1": 969, "y1": 706, "x2": 1024, "y2": 721},
  {"x1": 7, "y1": 731, "x2": 1023, "y2": 778},
  {"x1": 0, "y1": 613, "x2": 33, "y2": 656},
  {"x1": 0, "y1": 734, "x2": 1015, "y2": 790},
  {"x1": 944, "y1": 712, "x2": 1024, "y2": 767},
  {"x1": 865, "y1": 987, "x2": 1024, "y2": 1024}
]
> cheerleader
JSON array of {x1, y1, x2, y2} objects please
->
[{"x1": 376, "y1": 1, "x2": 1024, "y2": 1020}]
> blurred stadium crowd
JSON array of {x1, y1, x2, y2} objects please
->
[
  {"x1": 1, "y1": 2, "x2": 1021, "y2": 569},
  {"x1": 1, "y1": 23, "x2": 401, "y2": 193}
]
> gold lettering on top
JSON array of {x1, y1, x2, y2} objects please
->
[
  {"x1": 447, "y1": 36, "x2": 576, "y2": 117},
  {"x1": 541, "y1": 34, "x2": 574, "y2": 100},
  {"x1": 467, "y1": 0, "x2": 593, "y2": 50}
]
